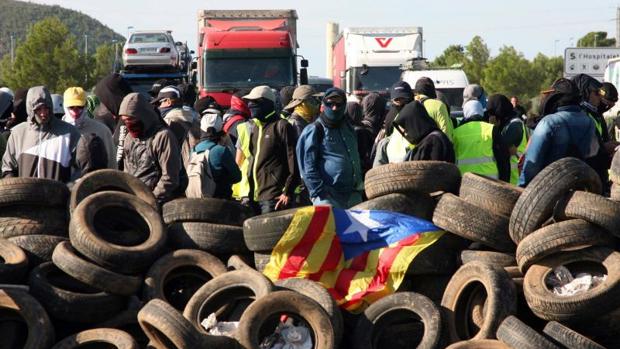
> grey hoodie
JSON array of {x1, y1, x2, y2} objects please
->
[
  {"x1": 2, "y1": 86, "x2": 82, "y2": 182},
  {"x1": 120, "y1": 93, "x2": 180, "y2": 204}
]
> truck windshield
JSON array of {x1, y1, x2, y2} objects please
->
[
  {"x1": 437, "y1": 88, "x2": 465, "y2": 112},
  {"x1": 352, "y1": 66, "x2": 402, "y2": 93},
  {"x1": 205, "y1": 57, "x2": 294, "y2": 89}
]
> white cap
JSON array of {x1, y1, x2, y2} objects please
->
[
  {"x1": 243, "y1": 85, "x2": 276, "y2": 103},
  {"x1": 200, "y1": 110, "x2": 223, "y2": 133}
]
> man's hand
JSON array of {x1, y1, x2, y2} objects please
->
[{"x1": 274, "y1": 194, "x2": 290, "y2": 210}]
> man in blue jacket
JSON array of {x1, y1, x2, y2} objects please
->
[
  {"x1": 296, "y1": 88, "x2": 364, "y2": 208},
  {"x1": 519, "y1": 79, "x2": 600, "y2": 186}
]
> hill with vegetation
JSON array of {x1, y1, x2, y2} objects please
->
[{"x1": 0, "y1": 0, "x2": 124, "y2": 58}]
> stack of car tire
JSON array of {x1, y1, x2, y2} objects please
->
[{"x1": 1, "y1": 158, "x2": 619, "y2": 348}]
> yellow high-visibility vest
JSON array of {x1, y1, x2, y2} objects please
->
[{"x1": 454, "y1": 121, "x2": 498, "y2": 179}]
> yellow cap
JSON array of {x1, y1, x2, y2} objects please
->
[{"x1": 63, "y1": 87, "x2": 86, "y2": 107}]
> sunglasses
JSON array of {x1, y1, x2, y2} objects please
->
[{"x1": 68, "y1": 106, "x2": 84, "y2": 110}]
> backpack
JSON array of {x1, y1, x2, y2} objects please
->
[{"x1": 185, "y1": 148, "x2": 216, "y2": 198}]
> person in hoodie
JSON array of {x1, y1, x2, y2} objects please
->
[
  {"x1": 152, "y1": 85, "x2": 194, "y2": 148},
  {"x1": 62, "y1": 87, "x2": 116, "y2": 169},
  {"x1": 297, "y1": 87, "x2": 363, "y2": 208},
  {"x1": 461, "y1": 99, "x2": 485, "y2": 124},
  {"x1": 285, "y1": 85, "x2": 322, "y2": 139},
  {"x1": 414, "y1": 77, "x2": 454, "y2": 141},
  {"x1": 383, "y1": 81, "x2": 414, "y2": 136},
  {"x1": 462, "y1": 84, "x2": 487, "y2": 109},
  {"x1": 244, "y1": 85, "x2": 299, "y2": 214},
  {"x1": 119, "y1": 92, "x2": 181, "y2": 205},
  {"x1": 222, "y1": 90, "x2": 251, "y2": 145},
  {"x1": 348, "y1": 100, "x2": 374, "y2": 173},
  {"x1": 361, "y1": 92, "x2": 386, "y2": 137},
  {"x1": 2, "y1": 86, "x2": 82, "y2": 183},
  {"x1": 374, "y1": 101, "x2": 455, "y2": 166},
  {"x1": 519, "y1": 78, "x2": 600, "y2": 186},
  {"x1": 94, "y1": 73, "x2": 133, "y2": 168},
  {"x1": 191, "y1": 111, "x2": 241, "y2": 199}
]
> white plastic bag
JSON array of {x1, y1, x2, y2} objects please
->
[{"x1": 200, "y1": 313, "x2": 239, "y2": 337}]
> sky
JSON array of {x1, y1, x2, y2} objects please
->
[{"x1": 31, "y1": 0, "x2": 620, "y2": 77}]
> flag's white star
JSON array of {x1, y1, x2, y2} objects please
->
[{"x1": 341, "y1": 210, "x2": 383, "y2": 242}]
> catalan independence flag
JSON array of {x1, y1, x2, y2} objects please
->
[{"x1": 263, "y1": 206, "x2": 445, "y2": 312}]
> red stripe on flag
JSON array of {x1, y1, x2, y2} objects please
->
[
  {"x1": 278, "y1": 206, "x2": 331, "y2": 279},
  {"x1": 341, "y1": 234, "x2": 421, "y2": 308},
  {"x1": 308, "y1": 237, "x2": 342, "y2": 282},
  {"x1": 329, "y1": 252, "x2": 370, "y2": 300}
]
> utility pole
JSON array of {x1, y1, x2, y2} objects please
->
[
  {"x1": 10, "y1": 34, "x2": 14, "y2": 64},
  {"x1": 84, "y1": 34, "x2": 89, "y2": 86}
]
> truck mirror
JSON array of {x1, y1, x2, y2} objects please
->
[
  {"x1": 339, "y1": 71, "x2": 345, "y2": 79},
  {"x1": 301, "y1": 59, "x2": 309, "y2": 68}
]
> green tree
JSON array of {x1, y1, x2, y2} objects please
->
[
  {"x1": 577, "y1": 31, "x2": 616, "y2": 47},
  {"x1": 531, "y1": 53, "x2": 563, "y2": 91},
  {"x1": 0, "y1": 17, "x2": 87, "y2": 93},
  {"x1": 431, "y1": 44, "x2": 466, "y2": 68},
  {"x1": 482, "y1": 46, "x2": 538, "y2": 99},
  {"x1": 91, "y1": 43, "x2": 118, "y2": 84},
  {"x1": 464, "y1": 36, "x2": 490, "y2": 84}
]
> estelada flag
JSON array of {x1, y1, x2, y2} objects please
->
[{"x1": 263, "y1": 206, "x2": 445, "y2": 312}]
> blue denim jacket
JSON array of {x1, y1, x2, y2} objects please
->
[
  {"x1": 296, "y1": 118, "x2": 363, "y2": 200},
  {"x1": 519, "y1": 105, "x2": 599, "y2": 186}
]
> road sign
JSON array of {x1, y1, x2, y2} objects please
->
[{"x1": 564, "y1": 47, "x2": 620, "y2": 80}]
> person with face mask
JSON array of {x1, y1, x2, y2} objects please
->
[
  {"x1": 2, "y1": 86, "x2": 82, "y2": 183},
  {"x1": 296, "y1": 88, "x2": 364, "y2": 208},
  {"x1": 62, "y1": 87, "x2": 116, "y2": 169},
  {"x1": 244, "y1": 86, "x2": 299, "y2": 214},
  {"x1": 284, "y1": 85, "x2": 322, "y2": 140},
  {"x1": 119, "y1": 92, "x2": 181, "y2": 205}
]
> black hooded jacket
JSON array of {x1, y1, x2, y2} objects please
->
[
  {"x1": 347, "y1": 102, "x2": 374, "y2": 173},
  {"x1": 361, "y1": 93, "x2": 386, "y2": 136},
  {"x1": 393, "y1": 101, "x2": 455, "y2": 163}
]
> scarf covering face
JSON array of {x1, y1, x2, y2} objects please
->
[
  {"x1": 295, "y1": 100, "x2": 319, "y2": 123},
  {"x1": 393, "y1": 100, "x2": 439, "y2": 144},
  {"x1": 321, "y1": 87, "x2": 347, "y2": 127},
  {"x1": 248, "y1": 99, "x2": 276, "y2": 122}
]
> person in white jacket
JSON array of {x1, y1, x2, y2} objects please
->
[{"x1": 62, "y1": 87, "x2": 116, "y2": 169}]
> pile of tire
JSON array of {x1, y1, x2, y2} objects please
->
[{"x1": 1, "y1": 158, "x2": 618, "y2": 348}]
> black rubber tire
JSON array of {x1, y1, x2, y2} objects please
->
[
  {"x1": 543, "y1": 321, "x2": 605, "y2": 349},
  {"x1": 407, "y1": 232, "x2": 468, "y2": 276},
  {"x1": 515, "y1": 220, "x2": 614, "y2": 273},
  {"x1": 51, "y1": 328, "x2": 139, "y2": 349},
  {"x1": 243, "y1": 207, "x2": 299, "y2": 252},
  {"x1": 509, "y1": 157, "x2": 602, "y2": 244},
  {"x1": 8, "y1": 234, "x2": 68, "y2": 267},
  {"x1": 237, "y1": 290, "x2": 335, "y2": 349},
  {"x1": 446, "y1": 339, "x2": 510, "y2": 348},
  {"x1": 167, "y1": 222, "x2": 248, "y2": 255},
  {"x1": 0, "y1": 288, "x2": 55, "y2": 349},
  {"x1": 353, "y1": 292, "x2": 441, "y2": 349},
  {"x1": 253, "y1": 251, "x2": 271, "y2": 273},
  {"x1": 563, "y1": 191, "x2": 620, "y2": 237},
  {"x1": 70, "y1": 169, "x2": 158, "y2": 212},
  {"x1": 496, "y1": 315, "x2": 560, "y2": 349},
  {"x1": 0, "y1": 206, "x2": 67, "y2": 238},
  {"x1": 96, "y1": 308, "x2": 149, "y2": 348},
  {"x1": 162, "y1": 198, "x2": 254, "y2": 226},
  {"x1": 365, "y1": 161, "x2": 461, "y2": 199},
  {"x1": 143, "y1": 249, "x2": 227, "y2": 311},
  {"x1": 52, "y1": 241, "x2": 142, "y2": 296},
  {"x1": 403, "y1": 275, "x2": 453, "y2": 305},
  {"x1": 441, "y1": 261, "x2": 517, "y2": 344},
  {"x1": 139, "y1": 299, "x2": 235, "y2": 349},
  {"x1": 433, "y1": 193, "x2": 515, "y2": 252},
  {"x1": 227, "y1": 254, "x2": 254, "y2": 271},
  {"x1": 459, "y1": 173, "x2": 523, "y2": 217},
  {"x1": 275, "y1": 278, "x2": 344, "y2": 347},
  {"x1": 29, "y1": 262, "x2": 126, "y2": 323},
  {"x1": 460, "y1": 250, "x2": 516, "y2": 268},
  {"x1": 351, "y1": 192, "x2": 437, "y2": 221},
  {"x1": 0, "y1": 238, "x2": 28, "y2": 283},
  {"x1": 69, "y1": 191, "x2": 167, "y2": 274},
  {"x1": 183, "y1": 269, "x2": 274, "y2": 333},
  {"x1": 610, "y1": 183, "x2": 620, "y2": 201},
  {"x1": 0, "y1": 177, "x2": 69, "y2": 207},
  {"x1": 523, "y1": 247, "x2": 620, "y2": 322}
]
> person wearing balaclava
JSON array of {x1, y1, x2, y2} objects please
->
[
  {"x1": 62, "y1": 87, "x2": 116, "y2": 169},
  {"x1": 244, "y1": 85, "x2": 299, "y2": 214},
  {"x1": 602, "y1": 82, "x2": 620, "y2": 141},
  {"x1": 520, "y1": 78, "x2": 599, "y2": 187},
  {"x1": 119, "y1": 92, "x2": 181, "y2": 205},
  {"x1": 383, "y1": 81, "x2": 413, "y2": 136},
  {"x1": 296, "y1": 87, "x2": 363, "y2": 208},
  {"x1": 347, "y1": 100, "x2": 374, "y2": 174},
  {"x1": 487, "y1": 94, "x2": 527, "y2": 185},
  {"x1": 94, "y1": 73, "x2": 133, "y2": 169},
  {"x1": 414, "y1": 77, "x2": 454, "y2": 141},
  {"x1": 1, "y1": 86, "x2": 81, "y2": 183}
]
